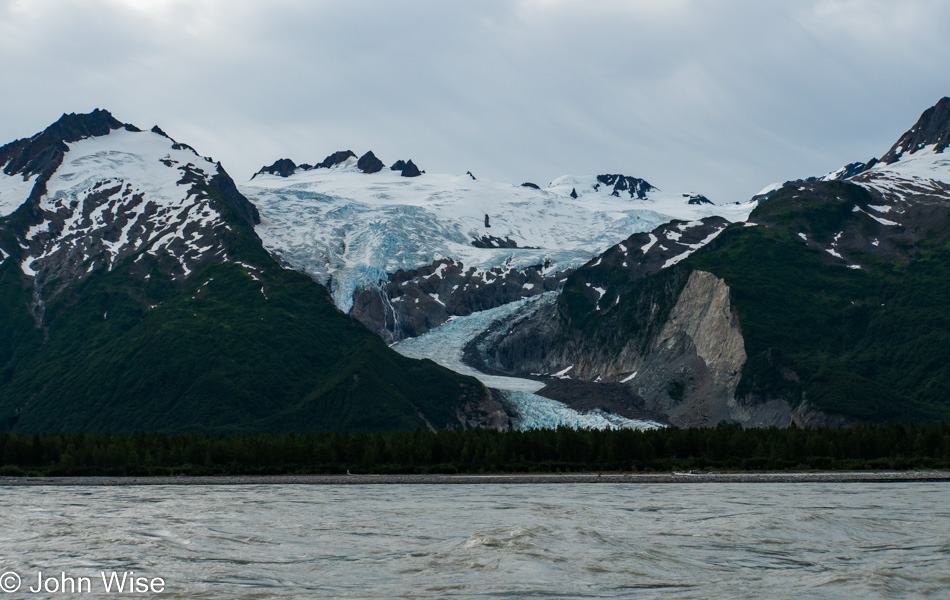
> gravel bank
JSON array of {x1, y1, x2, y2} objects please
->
[{"x1": 1, "y1": 472, "x2": 949, "y2": 486}]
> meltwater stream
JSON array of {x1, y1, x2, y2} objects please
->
[
  {"x1": 392, "y1": 295, "x2": 661, "y2": 431},
  {"x1": 1, "y1": 483, "x2": 948, "y2": 599}
]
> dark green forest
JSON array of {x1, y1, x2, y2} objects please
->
[{"x1": 1, "y1": 422, "x2": 948, "y2": 476}]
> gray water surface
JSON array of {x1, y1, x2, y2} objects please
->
[{"x1": 1, "y1": 483, "x2": 948, "y2": 599}]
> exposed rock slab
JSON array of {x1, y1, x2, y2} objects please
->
[{"x1": 629, "y1": 270, "x2": 747, "y2": 427}]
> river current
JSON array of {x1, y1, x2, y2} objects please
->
[{"x1": 1, "y1": 483, "x2": 948, "y2": 599}]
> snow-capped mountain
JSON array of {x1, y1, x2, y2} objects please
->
[
  {"x1": 0, "y1": 110, "x2": 502, "y2": 434},
  {"x1": 878, "y1": 96, "x2": 950, "y2": 164},
  {"x1": 242, "y1": 151, "x2": 755, "y2": 340},
  {"x1": 851, "y1": 97, "x2": 950, "y2": 205},
  {"x1": 761, "y1": 96, "x2": 950, "y2": 270},
  {"x1": 752, "y1": 97, "x2": 950, "y2": 205},
  {"x1": 6, "y1": 97, "x2": 948, "y2": 434},
  {"x1": 0, "y1": 110, "x2": 259, "y2": 308}
]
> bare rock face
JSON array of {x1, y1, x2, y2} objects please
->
[
  {"x1": 472, "y1": 218, "x2": 733, "y2": 380},
  {"x1": 469, "y1": 267, "x2": 801, "y2": 428},
  {"x1": 616, "y1": 270, "x2": 846, "y2": 427},
  {"x1": 471, "y1": 234, "x2": 522, "y2": 248},
  {"x1": 685, "y1": 194, "x2": 713, "y2": 205},
  {"x1": 628, "y1": 270, "x2": 748, "y2": 427},
  {"x1": 457, "y1": 387, "x2": 512, "y2": 431}
]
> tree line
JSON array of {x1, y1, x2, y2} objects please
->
[{"x1": 1, "y1": 422, "x2": 949, "y2": 476}]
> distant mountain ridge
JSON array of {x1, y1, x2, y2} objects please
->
[
  {"x1": 252, "y1": 150, "x2": 423, "y2": 178},
  {"x1": 242, "y1": 158, "x2": 754, "y2": 343}
]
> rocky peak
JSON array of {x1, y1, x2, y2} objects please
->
[
  {"x1": 750, "y1": 161, "x2": 872, "y2": 203},
  {"x1": 880, "y1": 96, "x2": 950, "y2": 164},
  {"x1": 594, "y1": 174, "x2": 656, "y2": 199},
  {"x1": 684, "y1": 194, "x2": 713, "y2": 205},
  {"x1": 391, "y1": 159, "x2": 422, "y2": 177},
  {"x1": 357, "y1": 151, "x2": 384, "y2": 174},
  {"x1": 253, "y1": 158, "x2": 298, "y2": 178},
  {"x1": 825, "y1": 161, "x2": 870, "y2": 180},
  {"x1": 317, "y1": 150, "x2": 356, "y2": 169},
  {"x1": 401, "y1": 160, "x2": 421, "y2": 177},
  {"x1": 36, "y1": 109, "x2": 129, "y2": 147},
  {"x1": 0, "y1": 109, "x2": 131, "y2": 183}
]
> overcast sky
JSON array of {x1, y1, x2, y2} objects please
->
[{"x1": 1, "y1": 0, "x2": 948, "y2": 202}]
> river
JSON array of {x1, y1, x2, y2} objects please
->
[{"x1": 1, "y1": 482, "x2": 947, "y2": 598}]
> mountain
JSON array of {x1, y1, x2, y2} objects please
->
[
  {"x1": 878, "y1": 96, "x2": 950, "y2": 164},
  {"x1": 0, "y1": 111, "x2": 505, "y2": 433},
  {"x1": 241, "y1": 158, "x2": 754, "y2": 342},
  {"x1": 465, "y1": 97, "x2": 950, "y2": 427},
  {"x1": 752, "y1": 97, "x2": 950, "y2": 204},
  {"x1": 8, "y1": 98, "x2": 943, "y2": 433}
]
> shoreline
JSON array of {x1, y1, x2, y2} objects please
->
[{"x1": 2, "y1": 471, "x2": 949, "y2": 486}]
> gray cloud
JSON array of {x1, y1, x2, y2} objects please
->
[{"x1": 1, "y1": 0, "x2": 948, "y2": 202}]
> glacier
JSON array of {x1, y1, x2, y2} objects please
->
[
  {"x1": 241, "y1": 158, "x2": 752, "y2": 430},
  {"x1": 393, "y1": 295, "x2": 663, "y2": 431},
  {"x1": 242, "y1": 162, "x2": 755, "y2": 312}
]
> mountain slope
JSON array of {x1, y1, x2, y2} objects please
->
[
  {"x1": 469, "y1": 98, "x2": 950, "y2": 427},
  {"x1": 0, "y1": 111, "x2": 504, "y2": 433}
]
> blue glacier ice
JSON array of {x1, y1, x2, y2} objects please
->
[{"x1": 393, "y1": 295, "x2": 663, "y2": 431}]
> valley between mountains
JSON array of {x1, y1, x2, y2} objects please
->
[{"x1": 2, "y1": 98, "x2": 949, "y2": 433}]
